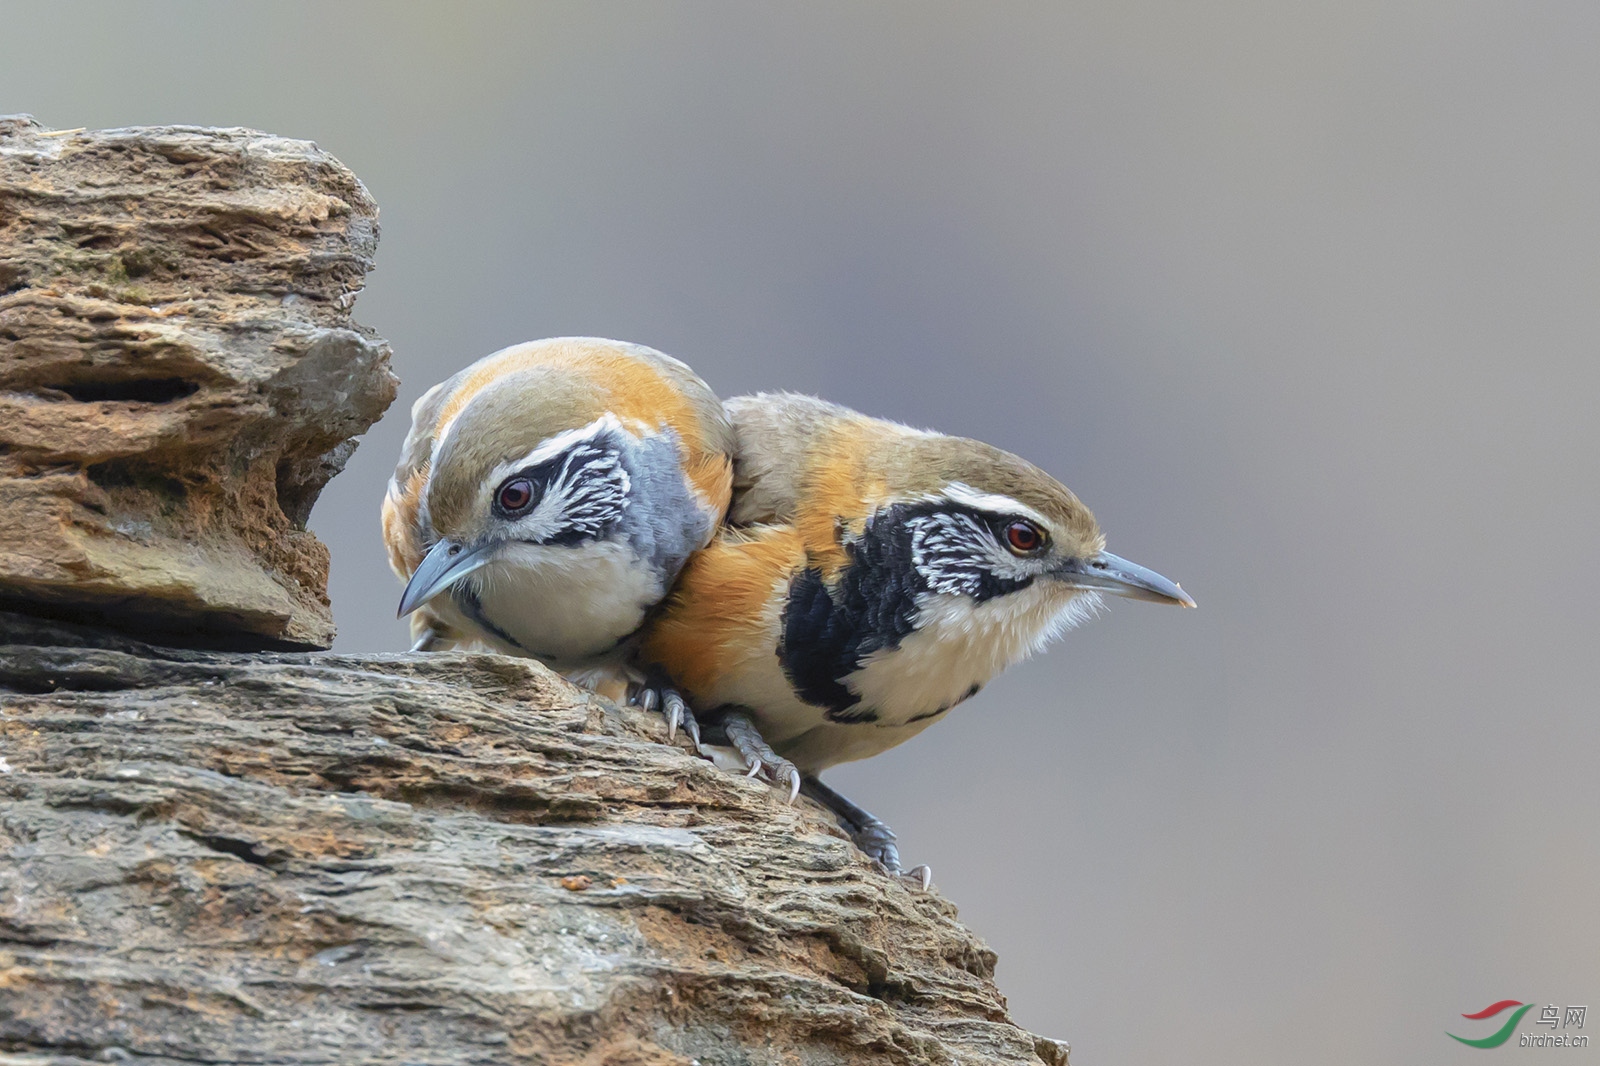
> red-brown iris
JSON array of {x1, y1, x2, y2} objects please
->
[
  {"x1": 497, "y1": 477, "x2": 536, "y2": 514},
  {"x1": 1003, "y1": 519, "x2": 1047, "y2": 555}
]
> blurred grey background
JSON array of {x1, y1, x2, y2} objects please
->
[{"x1": 5, "y1": 3, "x2": 1596, "y2": 1062}]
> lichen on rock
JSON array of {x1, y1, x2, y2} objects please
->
[{"x1": 0, "y1": 116, "x2": 396, "y2": 649}]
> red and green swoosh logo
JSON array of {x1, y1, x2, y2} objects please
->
[{"x1": 1448, "y1": 1000, "x2": 1534, "y2": 1048}]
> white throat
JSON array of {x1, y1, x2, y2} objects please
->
[
  {"x1": 843, "y1": 584, "x2": 1101, "y2": 725},
  {"x1": 450, "y1": 540, "x2": 662, "y2": 665}
]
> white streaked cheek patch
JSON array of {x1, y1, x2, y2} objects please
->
[
  {"x1": 906, "y1": 511, "x2": 1036, "y2": 596},
  {"x1": 476, "y1": 440, "x2": 630, "y2": 548},
  {"x1": 516, "y1": 449, "x2": 629, "y2": 543}
]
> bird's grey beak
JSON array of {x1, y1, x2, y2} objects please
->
[
  {"x1": 397, "y1": 538, "x2": 495, "y2": 618},
  {"x1": 1055, "y1": 550, "x2": 1196, "y2": 607}
]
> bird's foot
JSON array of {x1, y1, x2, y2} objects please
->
[
  {"x1": 799, "y1": 776, "x2": 932, "y2": 890},
  {"x1": 721, "y1": 711, "x2": 802, "y2": 804},
  {"x1": 628, "y1": 677, "x2": 701, "y2": 753},
  {"x1": 848, "y1": 818, "x2": 932, "y2": 888},
  {"x1": 409, "y1": 624, "x2": 452, "y2": 652},
  {"x1": 851, "y1": 818, "x2": 902, "y2": 872}
]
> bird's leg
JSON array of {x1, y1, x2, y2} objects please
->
[
  {"x1": 800, "y1": 776, "x2": 932, "y2": 890},
  {"x1": 627, "y1": 671, "x2": 702, "y2": 753},
  {"x1": 720, "y1": 710, "x2": 802, "y2": 804}
]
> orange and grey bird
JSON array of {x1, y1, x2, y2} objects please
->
[
  {"x1": 641, "y1": 392, "x2": 1194, "y2": 881},
  {"x1": 382, "y1": 337, "x2": 735, "y2": 703}
]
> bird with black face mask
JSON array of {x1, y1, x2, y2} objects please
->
[
  {"x1": 641, "y1": 392, "x2": 1194, "y2": 883},
  {"x1": 383, "y1": 337, "x2": 734, "y2": 707}
]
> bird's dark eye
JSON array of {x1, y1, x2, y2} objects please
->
[
  {"x1": 496, "y1": 477, "x2": 536, "y2": 514},
  {"x1": 1003, "y1": 519, "x2": 1047, "y2": 555}
]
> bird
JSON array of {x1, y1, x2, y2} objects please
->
[
  {"x1": 639, "y1": 391, "x2": 1194, "y2": 882},
  {"x1": 382, "y1": 337, "x2": 735, "y2": 707}
]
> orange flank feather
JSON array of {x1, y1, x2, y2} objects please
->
[{"x1": 641, "y1": 526, "x2": 805, "y2": 704}]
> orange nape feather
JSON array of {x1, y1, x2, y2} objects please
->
[
  {"x1": 641, "y1": 525, "x2": 805, "y2": 703},
  {"x1": 685, "y1": 451, "x2": 735, "y2": 521},
  {"x1": 430, "y1": 339, "x2": 730, "y2": 505},
  {"x1": 790, "y1": 420, "x2": 884, "y2": 578},
  {"x1": 381, "y1": 465, "x2": 430, "y2": 578}
]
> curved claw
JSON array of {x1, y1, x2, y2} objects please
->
[
  {"x1": 797, "y1": 776, "x2": 928, "y2": 890},
  {"x1": 748, "y1": 759, "x2": 800, "y2": 804},
  {"x1": 723, "y1": 711, "x2": 801, "y2": 804},
  {"x1": 633, "y1": 682, "x2": 702, "y2": 754},
  {"x1": 681, "y1": 707, "x2": 702, "y2": 753}
]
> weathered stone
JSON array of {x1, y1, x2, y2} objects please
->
[
  {"x1": 0, "y1": 117, "x2": 396, "y2": 649},
  {"x1": 0, "y1": 612, "x2": 1069, "y2": 1066},
  {"x1": 0, "y1": 118, "x2": 1068, "y2": 1064}
]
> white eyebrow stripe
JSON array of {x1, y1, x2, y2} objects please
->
[
  {"x1": 512, "y1": 413, "x2": 626, "y2": 470},
  {"x1": 940, "y1": 482, "x2": 1050, "y2": 526}
]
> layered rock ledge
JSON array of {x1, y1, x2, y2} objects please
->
[{"x1": 0, "y1": 613, "x2": 1068, "y2": 1065}]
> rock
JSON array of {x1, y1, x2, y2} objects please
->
[
  {"x1": 0, "y1": 116, "x2": 396, "y2": 650},
  {"x1": 0, "y1": 611, "x2": 1070, "y2": 1066},
  {"x1": 0, "y1": 119, "x2": 1069, "y2": 1064}
]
